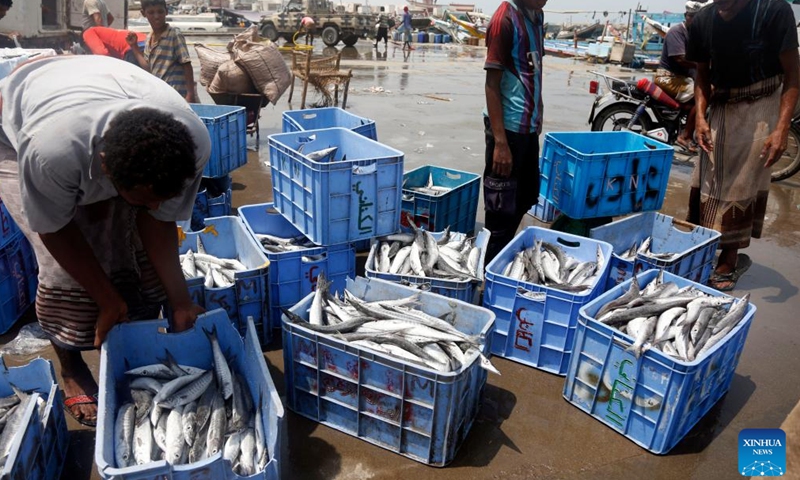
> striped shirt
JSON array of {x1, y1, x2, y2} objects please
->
[
  {"x1": 484, "y1": 0, "x2": 544, "y2": 134},
  {"x1": 145, "y1": 25, "x2": 191, "y2": 97}
]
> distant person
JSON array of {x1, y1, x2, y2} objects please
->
[
  {"x1": 687, "y1": 0, "x2": 799, "y2": 291},
  {"x1": 482, "y1": 0, "x2": 547, "y2": 264},
  {"x1": 375, "y1": 7, "x2": 390, "y2": 49},
  {"x1": 300, "y1": 16, "x2": 316, "y2": 45},
  {"x1": 129, "y1": 0, "x2": 197, "y2": 103},
  {"x1": 82, "y1": 0, "x2": 113, "y2": 30},
  {"x1": 0, "y1": 0, "x2": 12, "y2": 21},
  {"x1": 402, "y1": 6, "x2": 413, "y2": 50},
  {"x1": 654, "y1": 1, "x2": 706, "y2": 153},
  {"x1": 83, "y1": 26, "x2": 147, "y2": 67}
]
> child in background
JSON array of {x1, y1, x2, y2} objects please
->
[
  {"x1": 83, "y1": 26, "x2": 147, "y2": 67},
  {"x1": 130, "y1": 0, "x2": 197, "y2": 102}
]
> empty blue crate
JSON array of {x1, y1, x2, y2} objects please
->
[
  {"x1": 401, "y1": 166, "x2": 480, "y2": 234},
  {"x1": 1, "y1": 196, "x2": 21, "y2": 249},
  {"x1": 528, "y1": 194, "x2": 560, "y2": 223},
  {"x1": 190, "y1": 104, "x2": 248, "y2": 178},
  {"x1": 191, "y1": 176, "x2": 233, "y2": 232},
  {"x1": 178, "y1": 216, "x2": 271, "y2": 344},
  {"x1": 96, "y1": 311, "x2": 284, "y2": 479},
  {"x1": 483, "y1": 227, "x2": 613, "y2": 376},
  {"x1": 268, "y1": 127, "x2": 404, "y2": 245},
  {"x1": 563, "y1": 270, "x2": 756, "y2": 454},
  {"x1": 238, "y1": 202, "x2": 356, "y2": 331},
  {"x1": 283, "y1": 277, "x2": 496, "y2": 466},
  {"x1": 539, "y1": 131, "x2": 674, "y2": 219},
  {"x1": 282, "y1": 107, "x2": 377, "y2": 141},
  {"x1": 365, "y1": 229, "x2": 489, "y2": 304},
  {"x1": 590, "y1": 212, "x2": 721, "y2": 291},
  {"x1": 0, "y1": 232, "x2": 39, "y2": 335}
]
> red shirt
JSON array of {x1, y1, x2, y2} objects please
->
[{"x1": 83, "y1": 27, "x2": 147, "y2": 59}]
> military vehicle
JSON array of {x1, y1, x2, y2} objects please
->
[{"x1": 259, "y1": 0, "x2": 378, "y2": 47}]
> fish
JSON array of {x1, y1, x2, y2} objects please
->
[
  {"x1": 498, "y1": 238, "x2": 604, "y2": 292},
  {"x1": 305, "y1": 146, "x2": 338, "y2": 162},
  {"x1": 181, "y1": 401, "x2": 198, "y2": 447},
  {"x1": 165, "y1": 406, "x2": 185, "y2": 465},
  {"x1": 115, "y1": 403, "x2": 136, "y2": 468},
  {"x1": 179, "y1": 251, "x2": 247, "y2": 288},
  {"x1": 132, "y1": 415, "x2": 153, "y2": 465},
  {"x1": 205, "y1": 326, "x2": 233, "y2": 400},
  {"x1": 371, "y1": 231, "x2": 483, "y2": 282}
]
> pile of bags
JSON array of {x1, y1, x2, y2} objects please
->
[{"x1": 195, "y1": 26, "x2": 291, "y2": 104}]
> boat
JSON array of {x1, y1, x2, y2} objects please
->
[
  {"x1": 447, "y1": 13, "x2": 485, "y2": 38},
  {"x1": 128, "y1": 13, "x2": 225, "y2": 33}
]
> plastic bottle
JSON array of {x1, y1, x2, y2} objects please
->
[{"x1": 636, "y1": 78, "x2": 680, "y2": 109}]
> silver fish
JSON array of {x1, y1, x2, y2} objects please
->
[
  {"x1": 165, "y1": 406, "x2": 185, "y2": 465},
  {"x1": 115, "y1": 402, "x2": 136, "y2": 468},
  {"x1": 133, "y1": 415, "x2": 153, "y2": 465},
  {"x1": 182, "y1": 401, "x2": 198, "y2": 447},
  {"x1": 205, "y1": 326, "x2": 233, "y2": 400}
]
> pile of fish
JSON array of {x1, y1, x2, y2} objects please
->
[
  {"x1": 299, "y1": 145, "x2": 341, "y2": 163},
  {"x1": 370, "y1": 218, "x2": 482, "y2": 281},
  {"x1": 595, "y1": 272, "x2": 750, "y2": 361},
  {"x1": 180, "y1": 238, "x2": 247, "y2": 289},
  {"x1": 253, "y1": 232, "x2": 315, "y2": 254},
  {"x1": 114, "y1": 327, "x2": 267, "y2": 475},
  {"x1": 0, "y1": 386, "x2": 47, "y2": 470},
  {"x1": 499, "y1": 239, "x2": 606, "y2": 292},
  {"x1": 617, "y1": 237, "x2": 679, "y2": 262},
  {"x1": 283, "y1": 273, "x2": 499, "y2": 374},
  {"x1": 404, "y1": 173, "x2": 452, "y2": 197}
]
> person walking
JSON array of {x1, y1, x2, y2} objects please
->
[
  {"x1": 482, "y1": 0, "x2": 547, "y2": 264},
  {"x1": 687, "y1": 0, "x2": 799, "y2": 290},
  {"x1": 402, "y1": 6, "x2": 413, "y2": 50}
]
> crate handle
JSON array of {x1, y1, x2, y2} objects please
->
[
  {"x1": 556, "y1": 237, "x2": 581, "y2": 248},
  {"x1": 671, "y1": 218, "x2": 698, "y2": 233},
  {"x1": 612, "y1": 335, "x2": 633, "y2": 350},
  {"x1": 301, "y1": 113, "x2": 318, "y2": 120},
  {"x1": 352, "y1": 163, "x2": 377, "y2": 175},
  {"x1": 301, "y1": 252, "x2": 328, "y2": 263},
  {"x1": 445, "y1": 171, "x2": 462, "y2": 180}
]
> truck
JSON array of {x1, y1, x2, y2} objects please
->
[{"x1": 258, "y1": 0, "x2": 378, "y2": 47}]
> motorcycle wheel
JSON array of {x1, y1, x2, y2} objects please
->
[
  {"x1": 771, "y1": 123, "x2": 800, "y2": 182},
  {"x1": 591, "y1": 102, "x2": 652, "y2": 134}
]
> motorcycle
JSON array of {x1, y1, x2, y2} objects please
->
[{"x1": 587, "y1": 70, "x2": 800, "y2": 182}]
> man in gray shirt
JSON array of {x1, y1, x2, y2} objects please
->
[
  {"x1": 82, "y1": 0, "x2": 113, "y2": 30},
  {"x1": 0, "y1": 55, "x2": 210, "y2": 427}
]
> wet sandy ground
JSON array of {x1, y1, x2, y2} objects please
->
[{"x1": 2, "y1": 41, "x2": 799, "y2": 479}]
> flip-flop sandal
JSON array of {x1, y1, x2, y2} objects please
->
[
  {"x1": 709, "y1": 254, "x2": 752, "y2": 292},
  {"x1": 675, "y1": 139, "x2": 699, "y2": 155},
  {"x1": 64, "y1": 394, "x2": 98, "y2": 428}
]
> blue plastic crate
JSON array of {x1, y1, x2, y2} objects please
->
[
  {"x1": 539, "y1": 131, "x2": 674, "y2": 219},
  {"x1": 590, "y1": 212, "x2": 721, "y2": 291},
  {"x1": 528, "y1": 194, "x2": 561, "y2": 223},
  {"x1": 177, "y1": 216, "x2": 271, "y2": 344},
  {"x1": 238, "y1": 202, "x2": 356, "y2": 331},
  {"x1": 443, "y1": 34, "x2": 451, "y2": 43},
  {"x1": 0, "y1": 357, "x2": 69, "y2": 480},
  {"x1": 365, "y1": 229, "x2": 489, "y2": 304},
  {"x1": 282, "y1": 107, "x2": 377, "y2": 141},
  {"x1": 192, "y1": 176, "x2": 233, "y2": 232},
  {"x1": 563, "y1": 270, "x2": 756, "y2": 454},
  {"x1": 401, "y1": 166, "x2": 480, "y2": 234},
  {"x1": 283, "y1": 277, "x2": 495, "y2": 466},
  {"x1": 268, "y1": 128, "x2": 404, "y2": 246},
  {"x1": 190, "y1": 104, "x2": 248, "y2": 178},
  {"x1": 0, "y1": 232, "x2": 39, "y2": 335},
  {"x1": 0, "y1": 196, "x2": 21, "y2": 249},
  {"x1": 483, "y1": 227, "x2": 613, "y2": 376},
  {"x1": 95, "y1": 311, "x2": 284, "y2": 479}
]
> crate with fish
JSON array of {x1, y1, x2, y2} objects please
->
[
  {"x1": 539, "y1": 131, "x2": 674, "y2": 219},
  {"x1": 0, "y1": 196, "x2": 21, "y2": 249},
  {"x1": 238, "y1": 202, "x2": 356, "y2": 331},
  {"x1": 177, "y1": 216, "x2": 270, "y2": 343},
  {"x1": 268, "y1": 127, "x2": 404, "y2": 245},
  {"x1": 589, "y1": 213, "x2": 721, "y2": 291},
  {"x1": 562, "y1": 270, "x2": 755, "y2": 454},
  {"x1": 400, "y1": 166, "x2": 480, "y2": 234},
  {"x1": 191, "y1": 176, "x2": 233, "y2": 232},
  {"x1": 95, "y1": 311, "x2": 284, "y2": 479},
  {"x1": 282, "y1": 107, "x2": 377, "y2": 141},
  {"x1": 0, "y1": 357, "x2": 69, "y2": 480},
  {"x1": 528, "y1": 194, "x2": 561, "y2": 224},
  {"x1": 282, "y1": 276, "x2": 498, "y2": 466},
  {"x1": 365, "y1": 221, "x2": 489, "y2": 304},
  {"x1": 483, "y1": 227, "x2": 613, "y2": 375},
  {"x1": 190, "y1": 104, "x2": 248, "y2": 178},
  {"x1": 0, "y1": 232, "x2": 39, "y2": 335}
]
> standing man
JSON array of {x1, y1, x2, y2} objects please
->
[
  {"x1": 375, "y1": 7, "x2": 390, "y2": 49},
  {"x1": 402, "y1": 6, "x2": 413, "y2": 51},
  {"x1": 687, "y1": 0, "x2": 799, "y2": 291},
  {"x1": 0, "y1": 55, "x2": 210, "y2": 427},
  {"x1": 482, "y1": 0, "x2": 547, "y2": 264},
  {"x1": 82, "y1": 0, "x2": 113, "y2": 30},
  {"x1": 654, "y1": 1, "x2": 707, "y2": 153}
]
